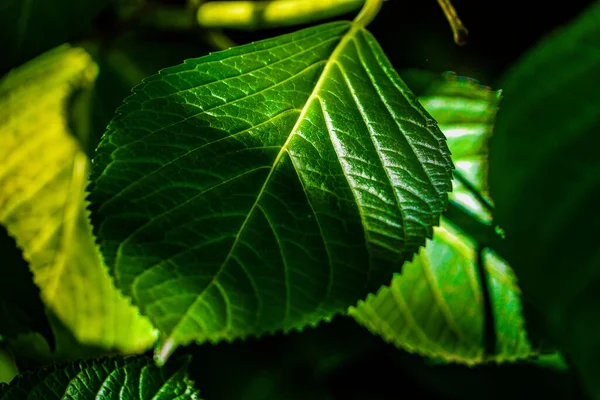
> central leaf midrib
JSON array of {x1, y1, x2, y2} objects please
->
[{"x1": 164, "y1": 23, "x2": 361, "y2": 339}]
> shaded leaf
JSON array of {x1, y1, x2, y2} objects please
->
[
  {"x1": 350, "y1": 74, "x2": 534, "y2": 364},
  {"x1": 89, "y1": 21, "x2": 453, "y2": 363},
  {"x1": 489, "y1": 2, "x2": 600, "y2": 397},
  {"x1": 0, "y1": 45, "x2": 156, "y2": 352},
  {"x1": 0, "y1": 355, "x2": 201, "y2": 399},
  {"x1": 0, "y1": 348, "x2": 18, "y2": 385},
  {"x1": 0, "y1": 0, "x2": 112, "y2": 73},
  {"x1": 0, "y1": 227, "x2": 53, "y2": 346}
]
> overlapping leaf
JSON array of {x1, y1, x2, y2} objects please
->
[
  {"x1": 0, "y1": 355, "x2": 201, "y2": 399},
  {"x1": 490, "y1": 1, "x2": 600, "y2": 396},
  {"x1": 89, "y1": 21, "x2": 453, "y2": 362},
  {"x1": 0, "y1": 45, "x2": 156, "y2": 352},
  {"x1": 350, "y1": 75, "x2": 534, "y2": 364}
]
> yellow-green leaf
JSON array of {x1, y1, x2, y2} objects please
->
[{"x1": 0, "y1": 45, "x2": 157, "y2": 352}]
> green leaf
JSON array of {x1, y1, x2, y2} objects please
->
[
  {"x1": 0, "y1": 0, "x2": 112, "y2": 73},
  {"x1": 350, "y1": 220, "x2": 532, "y2": 364},
  {"x1": 0, "y1": 348, "x2": 18, "y2": 385},
  {"x1": 350, "y1": 74, "x2": 535, "y2": 364},
  {"x1": 0, "y1": 45, "x2": 156, "y2": 353},
  {"x1": 489, "y1": 1, "x2": 600, "y2": 397},
  {"x1": 0, "y1": 355, "x2": 201, "y2": 399},
  {"x1": 89, "y1": 21, "x2": 453, "y2": 362},
  {"x1": 0, "y1": 227, "x2": 53, "y2": 346},
  {"x1": 420, "y1": 72, "x2": 498, "y2": 223}
]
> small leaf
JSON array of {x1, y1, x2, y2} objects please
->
[
  {"x1": 489, "y1": 1, "x2": 600, "y2": 397},
  {"x1": 0, "y1": 45, "x2": 156, "y2": 352},
  {"x1": 0, "y1": 348, "x2": 18, "y2": 385},
  {"x1": 89, "y1": 21, "x2": 453, "y2": 362},
  {"x1": 350, "y1": 74, "x2": 534, "y2": 364},
  {"x1": 0, "y1": 355, "x2": 201, "y2": 399}
]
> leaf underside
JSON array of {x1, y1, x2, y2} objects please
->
[
  {"x1": 89, "y1": 21, "x2": 453, "y2": 361},
  {"x1": 0, "y1": 355, "x2": 201, "y2": 400},
  {"x1": 0, "y1": 45, "x2": 156, "y2": 352},
  {"x1": 350, "y1": 74, "x2": 534, "y2": 364}
]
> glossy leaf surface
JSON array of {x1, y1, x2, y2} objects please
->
[
  {"x1": 0, "y1": 45, "x2": 156, "y2": 352},
  {"x1": 0, "y1": 355, "x2": 200, "y2": 399},
  {"x1": 89, "y1": 21, "x2": 453, "y2": 362},
  {"x1": 490, "y1": 2, "x2": 600, "y2": 396},
  {"x1": 350, "y1": 75, "x2": 534, "y2": 364}
]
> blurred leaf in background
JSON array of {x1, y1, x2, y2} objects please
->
[
  {"x1": 490, "y1": 1, "x2": 600, "y2": 397},
  {"x1": 0, "y1": 44, "x2": 156, "y2": 353}
]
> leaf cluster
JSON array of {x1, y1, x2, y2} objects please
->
[{"x1": 0, "y1": 0, "x2": 598, "y2": 399}]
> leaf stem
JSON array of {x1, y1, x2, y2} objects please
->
[
  {"x1": 436, "y1": 0, "x2": 469, "y2": 45},
  {"x1": 196, "y1": 0, "x2": 364, "y2": 30},
  {"x1": 353, "y1": 0, "x2": 383, "y2": 28}
]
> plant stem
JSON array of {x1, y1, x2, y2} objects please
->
[
  {"x1": 353, "y1": 0, "x2": 383, "y2": 28},
  {"x1": 436, "y1": 0, "x2": 469, "y2": 45},
  {"x1": 196, "y1": 0, "x2": 364, "y2": 30}
]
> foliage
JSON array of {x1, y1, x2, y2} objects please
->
[
  {"x1": 89, "y1": 19, "x2": 453, "y2": 363},
  {"x1": 0, "y1": 0, "x2": 597, "y2": 399},
  {"x1": 0, "y1": 44, "x2": 156, "y2": 352},
  {"x1": 0, "y1": 355, "x2": 200, "y2": 399}
]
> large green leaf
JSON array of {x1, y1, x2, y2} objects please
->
[
  {"x1": 489, "y1": 2, "x2": 600, "y2": 397},
  {"x1": 89, "y1": 20, "x2": 453, "y2": 362},
  {"x1": 350, "y1": 74, "x2": 534, "y2": 364},
  {"x1": 0, "y1": 0, "x2": 112, "y2": 73},
  {"x1": 0, "y1": 355, "x2": 201, "y2": 399},
  {"x1": 0, "y1": 45, "x2": 156, "y2": 352}
]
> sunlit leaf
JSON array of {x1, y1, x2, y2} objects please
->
[
  {"x1": 0, "y1": 45, "x2": 156, "y2": 353},
  {"x1": 350, "y1": 74, "x2": 534, "y2": 364},
  {"x1": 89, "y1": 21, "x2": 453, "y2": 363},
  {"x1": 490, "y1": 2, "x2": 600, "y2": 396},
  {"x1": 420, "y1": 73, "x2": 499, "y2": 223},
  {"x1": 0, "y1": 355, "x2": 201, "y2": 399}
]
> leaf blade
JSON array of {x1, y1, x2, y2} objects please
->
[{"x1": 89, "y1": 21, "x2": 453, "y2": 361}]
